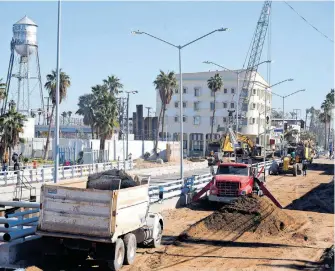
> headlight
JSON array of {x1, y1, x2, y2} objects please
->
[{"x1": 240, "y1": 190, "x2": 247, "y2": 195}]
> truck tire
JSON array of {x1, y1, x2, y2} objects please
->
[
  {"x1": 151, "y1": 221, "x2": 163, "y2": 248},
  {"x1": 123, "y1": 233, "x2": 137, "y2": 265},
  {"x1": 108, "y1": 238, "x2": 125, "y2": 271}
]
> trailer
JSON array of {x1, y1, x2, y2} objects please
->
[{"x1": 36, "y1": 177, "x2": 163, "y2": 270}]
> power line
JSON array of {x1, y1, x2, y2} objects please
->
[{"x1": 284, "y1": 1, "x2": 334, "y2": 43}]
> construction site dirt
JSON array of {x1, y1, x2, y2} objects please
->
[{"x1": 22, "y1": 161, "x2": 334, "y2": 271}]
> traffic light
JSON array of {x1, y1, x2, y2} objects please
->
[{"x1": 266, "y1": 116, "x2": 269, "y2": 124}]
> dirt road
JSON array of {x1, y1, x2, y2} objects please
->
[
  {"x1": 24, "y1": 162, "x2": 334, "y2": 271},
  {"x1": 123, "y1": 163, "x2": 334, "y2": 271}
]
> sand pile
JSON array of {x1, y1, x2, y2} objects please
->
[{"x1": 181, "y1": 195, "x2": 295, "y2": 241}]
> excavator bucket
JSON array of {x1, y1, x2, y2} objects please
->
[
  {"x1": 192, "y1": 179, "x2": 215, "y2": 202},
  {"x1": 255, "y1": 178, "x2": 283, "y2": 209}
]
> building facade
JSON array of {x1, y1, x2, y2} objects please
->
[{"x1": 156, "y1": 70, "x2": 271, "y2": 156}]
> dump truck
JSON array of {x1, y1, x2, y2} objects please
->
[
  {"x1": 193, "y1": 162, "x2": 282, "y2": 208},
  {"x1": 36, "y1": 177, "x2": 163, "y2": 271}
]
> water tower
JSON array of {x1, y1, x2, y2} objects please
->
[{"x1": 2, "y1": 16, "x2": 44, "y2": 117}]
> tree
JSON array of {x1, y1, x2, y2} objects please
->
[
  {"x1": 0, "y1": 101, "x2": 27, "y2": 163},
  {"x1": 153, "y1": 70, "x2": 177, "y2": 154},
  {"x1": 76, "y1": 94, "x2": 95, "y2": 139},
  {"x1": 207, "y1": 73, "x2": 223, "y2": 140},
  {"x1": 103, "y1": 75, "x2": 123, "y2": 96},
  {"x1": 91, "y1": 85, "x2": 118, "y2": 152},
  {"x1": 67, "y1": 111, "x2": 72, "y2": 124},
  {"x1": 61, "y1": 111, "x2": 67, "y2": 124},
  {"x1": 43, "y1": 69, "x2": 71, "y2": 160}
]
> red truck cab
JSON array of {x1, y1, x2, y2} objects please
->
[{"x1": 209, "y1": 162, "x2": 256, "y2": 203}]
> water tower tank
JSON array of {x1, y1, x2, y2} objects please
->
[{"x1": 12, "y1": 16, "x2": 38, "y2": 57}]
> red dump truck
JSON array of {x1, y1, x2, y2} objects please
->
[{"x1": 193, "y1": 162, "x2": 282, "y2": 208}]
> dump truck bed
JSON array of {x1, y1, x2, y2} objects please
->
[{"x1": 37, "y1": 178, "x2": 150, "y2": 243}]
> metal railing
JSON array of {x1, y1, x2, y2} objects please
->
[
  {"x1": 0, "y1": 160, "x2": 134, "y2": 187},
  {"x1": 0, "y1": 201, "x2": 40, "y2": 244}
]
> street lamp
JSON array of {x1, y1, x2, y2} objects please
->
[
  {"x1": 119, "y1": 90, "x2": 138, "y2": 160},
  {"x1": 202, "y1": 60, "x2": 272, "y2": 132},
  {"x1": 54, "y1": 0, "x2": 61, "y2": 184},
  {"x1": 132, "y1": 27, "x2": 228, "y2": 179}
]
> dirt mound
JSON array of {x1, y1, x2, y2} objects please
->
[
  {"x1": 87, "y1": 169, "x2": 138, "y2": 191},
  {"x1": 183, "y1": 195, "x2": 295, "y2": 240}
]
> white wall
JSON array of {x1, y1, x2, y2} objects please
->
[{"x1": 18, "y1": 138, "x2": 178, "y2": 161}]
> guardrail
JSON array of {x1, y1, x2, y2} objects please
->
[
  {"x1": 0, "y1": 201, "x2": 40, "y2": 244},
  {"x1": 0, "y1": 160, "x2": 134, "y2": 187}
]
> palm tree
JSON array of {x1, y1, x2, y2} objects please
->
[
  {"x1": 37, "y1": 108, "x2": 42, "y2": 125},
  {"x1": 207, "y1": 73, "x2": 223, "y2": 140},
  {"x1": 0, "y1": 101, "x2": 27, "y2": 163},
  {"x1": 67, "y1": 111, "x2": 72, "y2": 124},
  {"x1": 43, "y1": 69, "x2": 71, "y2": 160},
  {"x1": 153, "y1": 70, "x2": 177, "y2": 154},
  {"x1": 91, "y1": 85, "x2": 118, "y2": 152},
  {"x1": 76, "y1": 94, "x2": 95, "y2": 139},
  {"x1": 103, "y1": 75, "x2": 123, "y2": 96},
  {"x1": 61, "y1": 111, "x2": 67, "y2": 124}
]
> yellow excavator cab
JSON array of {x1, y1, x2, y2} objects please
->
[{"x1": 283, "y1": 156, "x2": 290, "y2": 171}]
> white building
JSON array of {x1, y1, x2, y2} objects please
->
[{"x1": 156, "y1": 70, "x2": 271, "y2": 156}]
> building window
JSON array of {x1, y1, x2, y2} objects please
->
[
  {"x1": 224, "y1": 88, "x2": 228, "y2": 94},
  {"x1": 231, "y1": 88, "x2": 235, "y2": 94},
  {"x1": 183, "y1": 101, "x2": 187, "y2": 108},
  {"x1": 210, "y1": 102, "x2": 215, "y2": 111},
  {"x1": 210, "y1": 116, "x2": 216, "y2": 125},
  {"x1": 223, "y1": 102, "x2": 227, "y2": 109},
  {"x1": 183, "y1": 87, "x2": 187, "y2": 94},
  {"x1": 174, "y1": 102, "x2": 179, "y2": 108},
  {"x1": 223, "y1": 117, "x2": 227, "y2": 123},
  {"x1": 230, "y1": 102, "x2": 235, "y2": 109},
  {"x1": 193, "y1": 116, "x2": 201, "y2": 125},
  {"x1": 183, "y1": 115, "x2": 187, "y2": 122},
  {"x1": 194, "y1": 88, "x2": 200, "y2": 97},
  {"x1": 174, "y1": 116, "x2": 179, "y2": 122},
  {"x1": 253, "y1": 89, "x2": 257, "y2": 95},
  {"x1": 194, "y1": 102, "x2": 200, "y2": 111},
  {"x1": 175, "y1": 88, "x2": 179, "y2": 94}
]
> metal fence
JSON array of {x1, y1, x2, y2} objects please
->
[{"x1": 0, "y1": 160, "x2": 134, "y2": 187}]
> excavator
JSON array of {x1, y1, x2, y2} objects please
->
[{"x1": 207, "y1": 128, "x2": 263, "y2": 165}]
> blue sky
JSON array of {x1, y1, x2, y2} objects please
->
[{"x1": 0, "y1": 1, "x2": 333, "y2": 119}]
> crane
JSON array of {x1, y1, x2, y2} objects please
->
[{"x1": 238, "y1": 1, "x2": 272, "y2": 127}]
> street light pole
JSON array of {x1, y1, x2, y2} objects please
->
[
  {"x1": 133, "y1": 27, "x2": 228, "y2": 180},
  {"x1": 54, "y1": 0, "x2": 61, "y2": 184}
]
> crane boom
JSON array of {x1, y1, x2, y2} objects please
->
[{"x1": 238, "y1": 1, "x2": 272, "y2": 126}]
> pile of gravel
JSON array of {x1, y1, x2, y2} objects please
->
[{"x1": 87, "y1": 169, "x2": 138, "y2": 191}]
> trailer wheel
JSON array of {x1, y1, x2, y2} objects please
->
[
  {"x1": 123, "y1": 233, "x2": 137, "y2": 265},
  {"x1": 108, "y1": 238, "x2": 125, "y2": 271},
  {"x1": 151, "y1": 220, "x2": 163, "y2": 248}
]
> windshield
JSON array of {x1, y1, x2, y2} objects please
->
[{"x1": 216, "y1": 166, "x2": 249, "y2": 176}]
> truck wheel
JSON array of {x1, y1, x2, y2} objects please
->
[
  {"x1": 108, "y1": 238, "x2": 125, "y2": 271},
  {"x1": 123, "y1": 233, "x2": 137, "y2": 265},
  {"x1": 151, "y1": 221, "x2": 163, "y2": 248}
]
